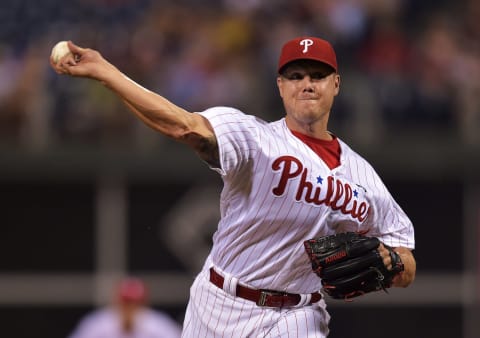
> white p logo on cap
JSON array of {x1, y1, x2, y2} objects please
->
[{"x1": 300, "y1": 39, "x2": 314, "y2": 53}]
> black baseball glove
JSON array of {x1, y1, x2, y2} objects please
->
[{"x1": 303, "y1": 232, "x2": 404, "y2": 300}]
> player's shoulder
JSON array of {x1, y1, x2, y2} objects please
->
[
  {"x1": 198, "y1": 106, "x2": 267, "y2": 123},
  {"x1": 197, "y1": 106, "x2": 247, "y2": 120},
  {"x1": 198, "y1": 106, "x2": 243, "y2": 116},
  {"x1": 197, "y1": 106, "x2": 274, "y2": 138},
  {"x1": 336, "y1": 137, "x2": 357, "y2": 157},
  {"x1": 337, "y1": 137, "x2": 376, "y2": 169}
]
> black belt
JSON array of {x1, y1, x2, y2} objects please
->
[{"x1": 209, "y1": 267, "x2": 321, "y2": 308}]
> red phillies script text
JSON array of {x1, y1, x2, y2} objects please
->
[{"x1": 271, "y1": 156, "x2": 370, "y2": 222}]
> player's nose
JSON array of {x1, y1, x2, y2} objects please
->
[
  {"x1": 299, "y1": 76, "x2": 315, "y2": 91},
  {"x1": 301, "y1": 81, "x2": 315, "y2": 93}
]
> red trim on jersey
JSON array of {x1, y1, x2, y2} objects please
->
[{"x1": 291, "y1": 130, "x2": 341, "y2": 170}]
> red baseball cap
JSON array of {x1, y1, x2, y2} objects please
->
[
  {"x1": 277, "y1": 37, "x2": 338, "y2": 74},
  {"x1": 116, "y1": 277, "x2": 147, "y2": 303}
]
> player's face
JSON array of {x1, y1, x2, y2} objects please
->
[{"x1": 277, "y1": 60, "x2": 340, "y2": 127}]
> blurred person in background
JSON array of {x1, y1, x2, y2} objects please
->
[{"x1": 68, "y1": 277, "x2": 182, "y2": 338}]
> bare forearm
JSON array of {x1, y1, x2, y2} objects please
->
[
  {"x1": 51, "y1": 41, "x2": 196, "y2": 140},
  {"x1": 51, "y1": 41, "x2": 218, "y2": 159},
  {"x1": 101, "y1": 68, "x2": 193, "y2": 138},
  {"x1": 104, "y1": 67, "x2": 219, "y2": 165}
]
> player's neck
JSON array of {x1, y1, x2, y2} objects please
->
[{"x1": 285, "y1": 117, "x2": 331, "y2": 141}]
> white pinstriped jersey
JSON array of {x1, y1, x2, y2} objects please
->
[{"x1": 197, "y1": 106, "x2": 414, "y2": 295}]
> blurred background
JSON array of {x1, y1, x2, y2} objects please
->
[{"x1": 0, "y1": 0, "x2": 479, "y2": 337}]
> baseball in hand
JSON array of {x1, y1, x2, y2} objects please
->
[{"x1": 51, "y1": 41, "x2": 72, "y2": 64}]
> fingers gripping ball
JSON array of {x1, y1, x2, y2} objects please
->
[
  {"x1": 304, "y1": 232, "x2": 404, "y2": 300},
  {"x1": 51, "y1": 41, "x2": 72, "y2": 64}
]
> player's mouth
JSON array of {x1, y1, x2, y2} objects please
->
[{"x1": 297, "y1": 95, "x2": 319, "y2": 101}]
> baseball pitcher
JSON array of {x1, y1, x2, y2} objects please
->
[{"x1": 51, "y1": 36, "x2": 416, "y2": 337}]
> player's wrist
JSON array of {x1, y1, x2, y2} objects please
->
[{"x1": 388, "y1": 248, "x2": 404, "y2": 273}]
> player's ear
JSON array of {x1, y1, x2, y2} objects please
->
[
  {"x1": 333, "y1": 74, "x2": 340, "y2": 96},
  {"x1": 277, "y1": 76, "x2": 285, "y2": 98}
]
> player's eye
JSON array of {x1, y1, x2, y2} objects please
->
[
  {"x1": 283, "y1": 71, "x2": 329, "y2": 81},
  {"x1": 310, "y1": 72, "x2": 328, "y2": 80},
  {"x1": 283, "y1": 72, "x2": 304, "y2": 80}
]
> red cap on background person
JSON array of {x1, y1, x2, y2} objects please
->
[
  {"x1": 116, "y1": 277, "x2": 147, "y2": 303},
  {"x1": 277, "y1": 37, "x2": 338, "y2": 74}
]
